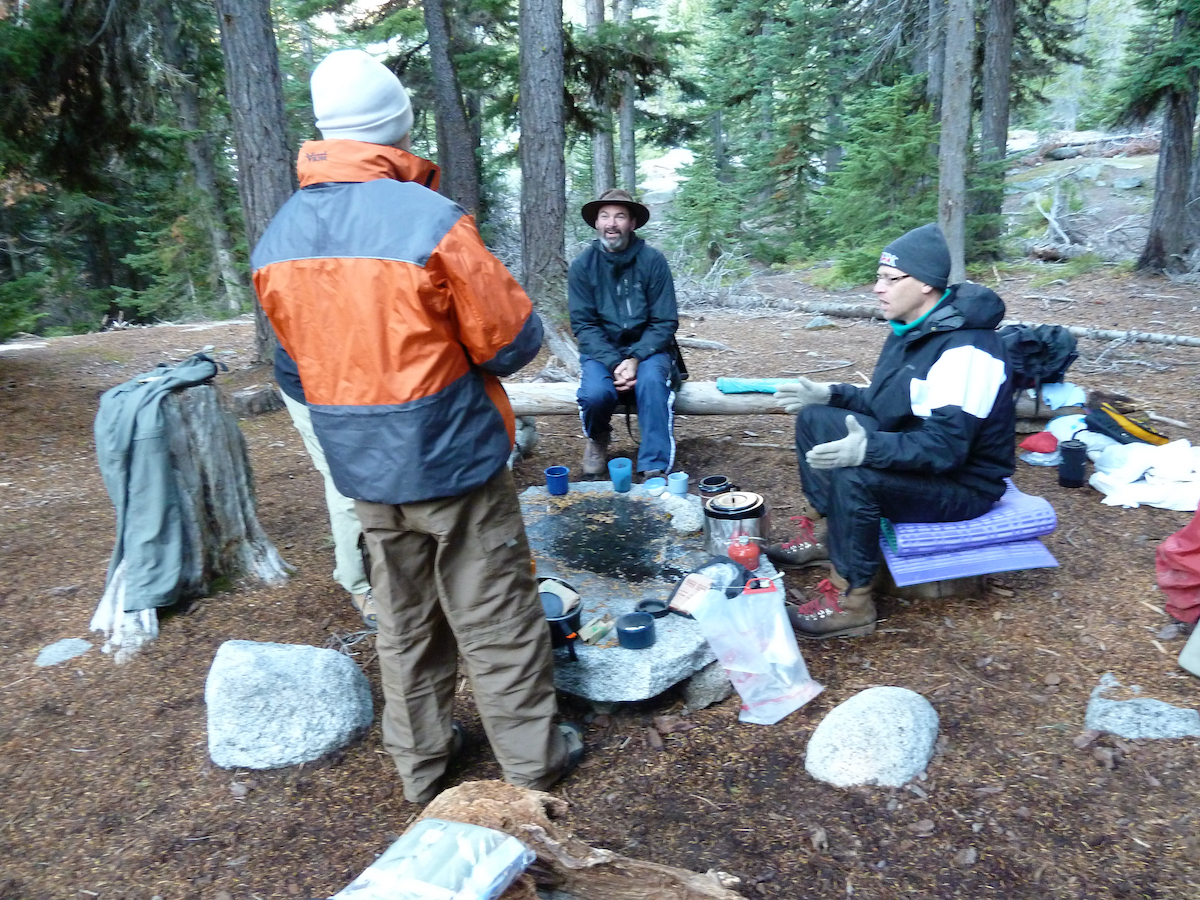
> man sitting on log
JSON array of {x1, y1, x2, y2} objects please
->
[
  {"x1": 569, "y1": 189, "x2": 683, "y2": 482},
  {"x1": 251, "y1": 49, "x2": 581, "y2": 803},
  {"x1": 769, "y1": 223, "x2": 1015, "y2": 639}
]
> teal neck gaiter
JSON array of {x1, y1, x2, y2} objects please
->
[{"x1": 890, "y1": 288, "x2": 952, "y2": 336}]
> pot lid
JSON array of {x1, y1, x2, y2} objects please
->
[{"x1": 706, "y1": 491, "x2": 763, "y2": 514}]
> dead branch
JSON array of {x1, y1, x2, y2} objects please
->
[{"x1": 419, "y1": 781, "x2": 745, "y2": 900}]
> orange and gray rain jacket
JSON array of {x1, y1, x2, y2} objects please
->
[{"x1": 251, "y1": 140, "x2": 543, "y2": 505}]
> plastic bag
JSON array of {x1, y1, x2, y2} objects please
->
[
  {"x1": 332, "y1": 819, "x2": 535, "y2": 900},
  {"x1": 690, "y1": 578, "x2": 823, "y2": 724},
  {"x1": 1019, "y1": 450, "x2": 1061, "y2": 467},
  {"x1": 1157, "y1": 505, "x2": 1200, "y2": 626}
]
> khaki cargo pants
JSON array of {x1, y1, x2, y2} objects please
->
[{"x1": 356, "y1": 467, "x2": 567, "y2": 803}]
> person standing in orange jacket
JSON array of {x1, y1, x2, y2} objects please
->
[{"x1": 252, "y1": 49, "x2": 581, "y2": 804}]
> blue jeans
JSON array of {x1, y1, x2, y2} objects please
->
[
  {"x1": 578, "y1": 353, "x2": 676, "y2": 473},
  {"x1": 796, "y1": 405, "x2": 995, "y2": 589}
]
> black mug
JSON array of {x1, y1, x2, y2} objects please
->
[
  {"x1": 1058, "y1": 439, "x2": 1087, "y2": 488},
  {"x1": 699, "y1": 475, "x2": 738, "y2": 497}
]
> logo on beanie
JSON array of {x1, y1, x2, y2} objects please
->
[{"x1": 880, "y1": 251, "x2": 898, "y2": 266}]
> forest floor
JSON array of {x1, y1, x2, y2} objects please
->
[{"x1": 5, "y1": 219, "x2": 1200, "y2": 896}]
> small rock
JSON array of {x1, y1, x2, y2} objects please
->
[
  {"x1": 1093, "y1": 746, "x2": 1117, "y2": 770},
  {"x1": 646, "y1": 728, "x2": 665, "y2": 751},
  {"x1": 810, "y1": 826, "x2": 829, "y2": 851},
  {"x1": 592, "y1": 714, "x2": 612, "y2": 728},
  {"x1": 653, "y1": 715, "x2": 695, "y2": 735},
  {"x1": 953, "y1": 847, "x2": 978, "y2": 867},
  {"x1": 804, "y1": 315, "x2": 836, "y2": 330},
  {"x1": 1113, "y1": 176, "x2": 1144, "y2": 190},
  {"x1": 215, "y1": 892, "x2": 233, "y2": 900},
  {"x1": 229, "y1": 781, "x2": 250, "y2": 799},
  {"x1": 1156, "y1": 622, "x2": 1184, "y2": 641},
  {"x1": 47, "y1": 584, "x2": 81, "y2": 596},
  {"x1": 907, "y1": 819, "x2": 935, "y2": 836},
  {"x1": 35, "y1": 638, "x2": 92, "y2": 668},
  {"x1": 1044, "y1": 673, "x2": 1062, "y2": 686}
]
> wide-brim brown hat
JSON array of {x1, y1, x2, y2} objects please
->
[{"x1": 581, "y1": 188, "x2": 650, "y2": 230}]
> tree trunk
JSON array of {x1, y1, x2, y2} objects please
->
[
  {"x1": 91, "y1": 383, "x2": 292, "y2": 663},
  {"x1": 425, "y1": 0, "x2": 481, "y2": 215},
  {"x1": 214, "y1": 0, "x2": 296, "y2": 363},
  {"x1": 158, "y1": 3, "x2": 249, "y2": 313},
  {"x1": 1138, "y1": 12, "x2": 1198, "y2": 272},
  {"x1": 975, "y1": 0, "x2": 1014, "y2": 255},
  {"x1": 616, "y1": 0, "x2": 637, "y2": 193},
  {"x1": 587, "y1": 0, "x2": 615, "y2": 196},
  {"x1": 925, "y1": 0, "x2": 946, "y2": 114},
  {"x1": 519, "y1": 0, "x2": 568, "y2": 323},
  {"x1": 937, "y1": 0, "x2": 973, "y2": 284}
]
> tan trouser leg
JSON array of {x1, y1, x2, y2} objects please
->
[{"x1": 358, "y1": 468, "x2": 567, "y2": 801}]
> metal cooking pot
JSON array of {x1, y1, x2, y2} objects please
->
[{"x1": 702, "y1": 490, "x2": 771, "y2": 558}]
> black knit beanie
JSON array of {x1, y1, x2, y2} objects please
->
[{"x1": 879, "y1": 223, "x2": 950, "y2": 290}]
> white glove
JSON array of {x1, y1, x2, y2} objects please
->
[
  {"x1": 773, "y1": 377, "x2": 833, "y2": 415},
  {"x1": 805, "y1": 415, "x2": 868, "y2": 470}
]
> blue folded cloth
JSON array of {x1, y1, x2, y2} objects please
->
[{"x1": 716, "y1": 377, "x2": 796, "y2": 394}]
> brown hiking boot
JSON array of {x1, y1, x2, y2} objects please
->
[
  {"x1": 582, "y1": 436, "x2": 609, "y2": 475},
  {"x1": 787, "y1": 578, "x2": 876, "y2": 639},
  {"x1": 764, "y1": 515, "x2": 829, "y2": 567}
]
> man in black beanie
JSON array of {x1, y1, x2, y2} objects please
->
[{"x1": 769, "y1": 223, "x2": 1015, "y2": 639}]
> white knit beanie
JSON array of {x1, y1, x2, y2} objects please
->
[{"x1": 310, "y1": 49, "x2": 413, "y2": 145}]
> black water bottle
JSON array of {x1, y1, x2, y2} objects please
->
[{"x1": 1058, "y1": 439, "x2": 1087, "y2": 488}]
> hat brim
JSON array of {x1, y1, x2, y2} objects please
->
[{"x1": 581, "y1": 198, "x2": 650, "y2": 230}]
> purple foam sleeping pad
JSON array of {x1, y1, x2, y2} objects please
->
[
  {"x1": 882, "y1": 539, "x2": 1059, "y2": 587},
  {"x1": 878, "y1": 480, "x2": 1059, "y2": 587},
  {"x1": 881, "y1": 479, "x2": 1057, "y2": 557}
]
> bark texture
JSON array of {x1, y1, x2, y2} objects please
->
[
  {"x1": 214, "y1": 0, "x2": 295, "y2": 362},
  {"x1": 615, "y1": 0, "x2": 637, "y2": 193},
  {"x1": 975, "y1": 0, "x2": 1014, "y2": 253},
  {"x1": 1138, "y1": 12, "x2": 1199, "y2": 273},
  {"x1": 586, "y1": 0, "x2": 615, "y2": 195},
  {"x1": 419, "y1": 781, "x2": 745, "y2": 899},
  {"x1": 158, "y1": 3, "x2": 248, "y2": 312},
  {"x1": 519, "y1": 0, "x2": 568, "y2": 320},
  {"x1": 936, "y1": 0, "x2": 973, "y2": 284},
  {"x1": 425, "y1": 0, "x2": 481, "y2": 215}
]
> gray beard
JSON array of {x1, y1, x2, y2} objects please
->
[{"x1": 599, "y1": 233, "x2": 630, "y2": 252}]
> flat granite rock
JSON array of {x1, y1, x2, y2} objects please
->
[
  {"x1": 520, "y1": 481, "x2": 766, "y2": 704},
  {"x1": 1084, "y1": 672, "x2": 1200, "y2": 740}
]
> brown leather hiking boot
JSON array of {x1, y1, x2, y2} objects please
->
[
  {"x1": 787, "y1": 578, "x2": 876, "y2": 639},
  {"x1": 764, "y1": 515, "x2": 829, "y2": 567},
  {"x1": 582, "y1": 437, "x2": 609, "y2": 475}
]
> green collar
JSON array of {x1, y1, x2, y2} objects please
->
[{"x1": 890, "y1": 288, "x2": 952, "y2": 336}]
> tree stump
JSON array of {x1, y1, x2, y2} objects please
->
[
  {"x1": 92, "y1": 382, "x2": 291, "y2": 662},
  {"x1": 162, "y1": 383, "x2": 292, "y2": 591},
  {"x1": 419, "y1": 781, "x2": 745, "y2": 900}
]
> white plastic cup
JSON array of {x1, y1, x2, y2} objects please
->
[
  {"x1": 1179, "y1": 625, "x2": 1200, "y2": 677},
  {"x1": 667, "y1": 472, "x2": 689, "y2": 495}
]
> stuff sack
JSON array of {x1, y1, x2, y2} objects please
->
[
  {"x1": 999, "y1": 324, "x2": 1078, "y2": 391},
  {"x1": 689, "y1": 577, "x2": 822, "y2": 724},
  {"x1": 1157, "y1": 505, "x2": 1200, "y2": 626},
  {"x1": 1084, "y1": 403, "x2": 1170, "y2": 446}
]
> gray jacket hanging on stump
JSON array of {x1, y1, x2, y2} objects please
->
[{"x1": 94, "y1": 353, "x2": 218, "y2": 612}]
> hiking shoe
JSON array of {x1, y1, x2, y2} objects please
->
[
  {"x1": 787, "y1": 578, "x2": 876, "y2": 639},
  {"x1": 641, "y1": 469, "x2": 665, "y2": 483},
  {"x1": 351, "y1": 589, "x2": 378, "y2": 629},
  {"x1": 764, "y1": 515, "x2": 829, "y2": 567},
  {"x1": 582, "y1": 437, "x2": 609, "y2": 475}
]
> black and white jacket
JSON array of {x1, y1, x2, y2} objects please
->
[{"x1": 828, "y1": 282, "x2": 1015, "y2": 500}]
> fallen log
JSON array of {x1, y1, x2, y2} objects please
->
[
  {"x1": 505, "y1": 381, "x2": 787, "y2": 416},
  {"x1": 419, "y1": 780, "x2": 745, "y2": 900},
  {"x1": 719, "y1": 298, "x2": 1200, "y2": 349}
]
